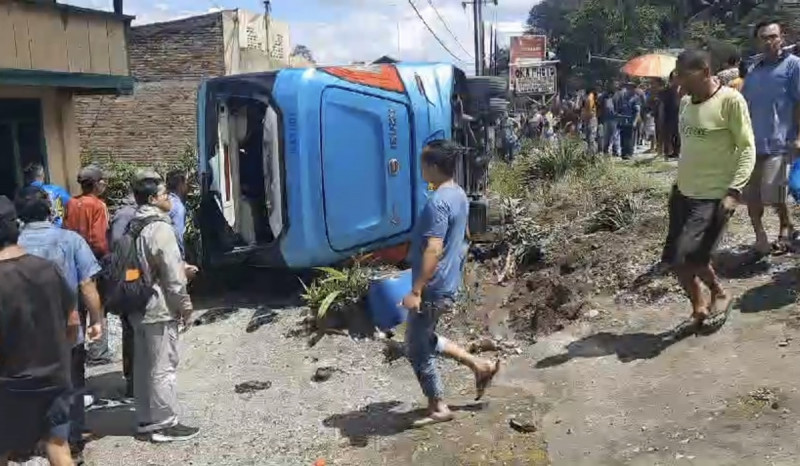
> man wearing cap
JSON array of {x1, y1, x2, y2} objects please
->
[
  {"x1": 128, "y1": 169, "x2": 199, "y2": 442},
  {"x1": 65, "y1": 165, "x2": 110, "y2": 260},
  {"x1": 0, "y1": 195, "x2": 80, "y2": 466},
  {"x1": 65, "y1": 164, "x2": 112, "y2": 367}
]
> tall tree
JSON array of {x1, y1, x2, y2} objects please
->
[{"x1": 291, "y1": 44, "x2": 315, "y2": 64}]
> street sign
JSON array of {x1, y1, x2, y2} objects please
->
[
  {"x1": 512, "y1": 64, "x2": 557, "y2": 95},
  {"x1": 510, "y1": 35, "x2": 547, "y2": 64}
]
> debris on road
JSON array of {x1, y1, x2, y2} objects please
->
[
  {"x1": 469, "y1": 338, "x2": 500, "y2": 354},
  {"x1": 234, "y1": 380, "x2": 272, "y2": 394},
  {"x1": 246, "y1": 309, "x2": 279, "y2": 333},
  {"x1": 509, "y1": 418, "x2": 538, "y2": 433},
  {"x1": 312, "y1": 366, "x2": 341, "y2": 382}
]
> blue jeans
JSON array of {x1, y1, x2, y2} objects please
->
[{"x1": 405, "y1": 299, "x2": 453, "y2": 399}]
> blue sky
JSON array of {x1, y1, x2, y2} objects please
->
[{"x1": 65, "y1": 0, "x2": 535, "y2": 67}]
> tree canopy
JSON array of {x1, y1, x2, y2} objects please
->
[{"x1": 526, "y1": 0, "x2": 800, "y2": 89}]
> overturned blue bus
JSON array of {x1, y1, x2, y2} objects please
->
[{"x1": 197, "y1": 63, "x2": 508, "y2": 268}]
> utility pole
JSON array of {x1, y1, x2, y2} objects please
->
[
  {"x1": 264, "y1": 0, "x2": 272, "y2": 58},
  {"x1": 463, "y1": 0, "x2": 498, "y2": 76}
]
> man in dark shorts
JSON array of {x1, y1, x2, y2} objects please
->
[
  {"x1": 0, "y1": 196, "x2": 79, "y2": 466},
  {"x1": 663, "y1": 50, "x2": 755, "y2": 325},
  {"x1": 401, "y1": 140, "x2": 499, "y2": 427}
]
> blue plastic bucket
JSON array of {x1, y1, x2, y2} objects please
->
[{"x1": 367, "y1": 269, "x2": 412, "y2": 331}]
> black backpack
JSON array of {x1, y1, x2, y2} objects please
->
[{"x1": 100, "y1": 216, "x2": 167, "y2": 316}]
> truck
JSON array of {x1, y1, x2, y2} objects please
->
[{"x1": 196, "y1": 62, "x2": 509, "y2": 268}]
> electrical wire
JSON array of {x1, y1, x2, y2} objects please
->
[
  {"x1": 426, "y1": 0, "x2": 473, "y2": 58},
  {"x1": 407, "y1": 0, "x2": 469, "y2": 63}
]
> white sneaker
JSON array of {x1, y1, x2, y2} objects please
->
[
  {"x1": 83, "y1": 394, "x2": 95, "y2": 408},
  {"x1": 150, "y1": 424, "x2": 200, "y2": 443}
]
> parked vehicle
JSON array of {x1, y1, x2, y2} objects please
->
[{"x1": 197, "y1": 63, "x2": 507, "y2": 268}]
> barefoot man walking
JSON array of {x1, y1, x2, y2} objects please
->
[
  {"x1": 402, "y1": 140, "x2": 499, "y2": 427},
  {"x1": 663, "y1": 50, "x2": 756, "y2": 325}
]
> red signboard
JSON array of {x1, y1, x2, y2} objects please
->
[{"x1": 509, "y1": 35, "x2": 547, "y2": 64}]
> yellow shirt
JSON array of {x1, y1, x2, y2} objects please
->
[{"x1": 677, "y1": 86, "x2": 755, "y2": 199}]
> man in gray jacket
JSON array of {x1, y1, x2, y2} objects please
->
[{"x1": 129, "y1": 170, "x2": 198, "y2": 442}]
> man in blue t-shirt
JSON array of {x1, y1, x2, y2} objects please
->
[
  {"x1": 401, "y1": 140, "x2": 499, "y2": 427},
  {"x1": 24, "y1": 163, "x2": 71, "y2": 227},
  {"x1": 742, "y1": 20, "x2": 800, "y2": 254},
  {"x1": 613, "y1": 83, "x2": 642, "y2": 159},
  {"x1": 16, "y1": 186, "x2": 103, "y2": 464}
]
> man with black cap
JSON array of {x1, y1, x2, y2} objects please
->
[
  {"x1": 65, "y1": 164, "x2": 111, "y2": 366},
  {"x1": 0, "y1": 195, "x2": 80, "y2": 466},
  {"x1": 128, "y1": 169, "x2": 198, "y2": 443}
]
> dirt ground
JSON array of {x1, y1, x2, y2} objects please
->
[
  {"x1": 61, "y1": 206, "x2": 800, "y2": 466},
  {"x1": 14, "y1": 156, "x2": 800, "y2": 465}
]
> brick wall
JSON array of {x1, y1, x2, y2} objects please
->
[
  {"x1": 75, "y1": 80, "x2": 199, "y2": 164},
  {"x1": 75, "y1": 12, "x2": 225, "y2": 164}
]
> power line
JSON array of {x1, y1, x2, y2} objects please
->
[
  {"x1": 426, "y1": 0, "x2": 473, "y2": 58},
  {"x1": 406, "y1": 0, "x2": 469, "y2": 63}
]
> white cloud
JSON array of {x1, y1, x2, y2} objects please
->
[
  {"x1": 60, "y1": 0, "x2": 537, "y2": 67},
  {"x1": 293, "y1": 0, "x2": 536, "y2": 67}
]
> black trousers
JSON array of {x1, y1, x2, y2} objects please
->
[
  {"x1": 69, "y1": 345, "x2": 86, "y2": 452},
  {"x1": 619, "y1": 125, "x2": 635, "y2": 158},
  {"x1": 121, "y1": 313, "x2": 134, "y2": 397}
]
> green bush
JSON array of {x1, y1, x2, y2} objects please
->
[
  {"x1": 299, "y1": 263, "x2": 371, "y2": 322},
  {"x1": 81, "y1": 145, "x2": 202, "y2": 263}
]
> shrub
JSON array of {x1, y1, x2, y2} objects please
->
[
  {"x1": 81, "y1": 145, "x2": 201, "y2": 262},
  {"x1": 587, "y1": 193, "x2": 645, "y2": 233},
  {"x1": 299, "y1": 262, "x2": 371, "y2": 322}
]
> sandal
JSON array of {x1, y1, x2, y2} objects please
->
[
  {"x1": 475, "y1": 360, "x2": 501, "y2": 401},
  {"x1": 411, "y1": 411, "x2": 455, "y2": 428},
  {"x1": 771, "y1": 237, "x2": 791, "y2": 256}
]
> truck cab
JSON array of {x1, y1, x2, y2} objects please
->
[{"x1": 197, "y1": 63, "x2": 507, "y2": 268}]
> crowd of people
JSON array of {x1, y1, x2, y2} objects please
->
[
  {"x1": 638, "y1": 19, "x2": 800, "y2": 326},
  {"x1": 3, "y1": 16, "x2": 800, "y2": 466},
  {"x1": 0, "y1": 165, "x2": 199, "y2": 466}
]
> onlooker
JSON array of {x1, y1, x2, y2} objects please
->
[
  {"x1": 129, "y1": 169, "x2": 198, "y2": 442},
  {"x1": 659, "y1": 71, "x2": 682, "y2": 159},
  {"x1": 65, "y1": 165, "x2": 110, "y2": 260},
  {"x1": 0, "y1": 195, "x2": 80, "y2": 466},
  {"x1": 644, "y1": 109, "x2": 657, "y2": 153},
  {"x1": 402, "y1": 140, "x2": 499, "y2": 427},
  {"x1": 662, "y1": 50, "x2": 755, "y2": 325},
  {"x1": 614, "y1": 82, "x2": 642, "y2": 159},
  {"x1": 107, "y1": 192, "x2": 138, "y2": 399},
  {"x1": 741, "y1": 20, "x2": 800, "y2": 254},
  {"x1": 166, "y1": 170, "x2": 188, "y2": 257},
  {"x1": 601, "y1": 87, "x2": 620, "y2": 156},
  {"x1": 65, "y1": 164, "x2": 111, "y2": 366},
  {"x1": 24, "y1": 163, "x2": 71, "y2": 227},
  {"x1": 729, "y1": 61, "x2": 748, "y2": 92},
  {"x1": 16, "y1": 186, "x2": 103, "y2": 465},
  {"x1": 581, "y1": 88, "x2": 599, "y2": 154},
  {"x1": 717, "y1": 51, "x2": 741, "y2": 86}
]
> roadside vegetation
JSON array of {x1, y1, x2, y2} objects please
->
[{"x1": 486, "y1": 138, "x2": 677, "y2": 336}]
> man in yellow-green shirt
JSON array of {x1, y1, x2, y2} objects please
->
[{"x1": 662, "y1": 49, "x2": 755, "y2": 326}]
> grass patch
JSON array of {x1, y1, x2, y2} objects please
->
[{"x1": 488, "y1": 141, "x2": 673, "y2": 278}]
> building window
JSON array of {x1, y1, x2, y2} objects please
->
[{"x1": 0, "y1": 99, "x2": 46, "y2": 198}]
